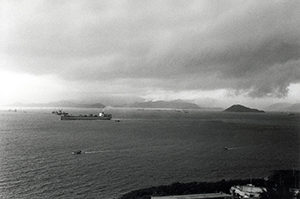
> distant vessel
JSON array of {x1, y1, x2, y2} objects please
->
[
  {"x1": 52, "y1": 109, "x2": 68, "y2": 116},
  {"x1": 60, "y1": 112, "x2": 112, "y2": 120},
  {"x1": 72, "y1": 150, "x2": 82, "y2": 155}
]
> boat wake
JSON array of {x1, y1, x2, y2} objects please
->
[
  {"x1": 224, "y1": 145, "x2": 259, "y2": 151},
  {"x1": 75, "y1": 145, "x2": 175, "y2": 155},
  {"x1": 84, "y1": 149, "x2": 133, "y2": 154}
]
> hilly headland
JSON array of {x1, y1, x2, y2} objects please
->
[
  {"x1": 224, "y1": 104, "x2": 265, "y2": 113},
  {"x1": 8, "y1": 100, "x2": 202, "y2": 110}
]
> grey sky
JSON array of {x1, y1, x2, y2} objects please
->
[{"x1": 1, "y1": 0, "x2": 300, "y2": 107}]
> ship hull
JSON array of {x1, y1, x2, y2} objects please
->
[{"x1": 60, "y1": 116, "x2": 111, "y2": 120}]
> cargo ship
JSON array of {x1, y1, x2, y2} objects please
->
[{"x1": 60, "y1": 112, "x2": 112, "y2": 120}]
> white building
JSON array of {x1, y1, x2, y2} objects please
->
[{"x1": 151, "y1": 193, "x2": 232, "y2": 199}]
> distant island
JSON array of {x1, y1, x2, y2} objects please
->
[
  {"x1": 224, "y1": 104, "x2": 265, "y2": 113},
  {"x1": 8, "y1": 99, "x2": 202, "y2": 110},
  {"x1": 264, "y1": 103, "x2": 300, "y2": 112},
  {"x1": 124, "y1": 99, "x2": 201, "y2": 109}
]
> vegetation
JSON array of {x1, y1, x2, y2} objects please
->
[
  {"x1": 120, "y1": 179, "x2": 264, "y2": 199},
  {"x1": 120, "y1": 170, "x2": 299, "y2": 199}
]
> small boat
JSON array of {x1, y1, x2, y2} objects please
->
[{"x1": 72, "y1": 150, "x2": 82, "y2": 155}]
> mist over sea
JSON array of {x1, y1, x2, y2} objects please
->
[{"x1": 0, "y1": 108, "x2": 299, "y2": 199}]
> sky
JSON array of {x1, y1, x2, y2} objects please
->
[{"x1": 1, "y1": 0, "x2": 300, "y2": 108}]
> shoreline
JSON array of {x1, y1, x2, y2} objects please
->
[{"x1": 120, "y1": 170, "x2": 299, "y2": 199}]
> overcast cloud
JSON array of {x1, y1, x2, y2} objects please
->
[{"x1": 1, "y1": 0, "x2": 300, "y2": 106}]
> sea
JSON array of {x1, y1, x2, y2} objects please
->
[{"x1": 0, "y1": 107, "x2": 299, "y2": 199}]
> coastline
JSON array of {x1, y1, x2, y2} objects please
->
[{"x1": 120, "y1": 170, "x2": 300, "y2": 199}]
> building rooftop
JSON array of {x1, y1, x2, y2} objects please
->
[{"x1": 151, "y1": 193, "x2": 232, "y2": 199}]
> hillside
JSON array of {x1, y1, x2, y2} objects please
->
[
  {"x1": 124, "y1": 99, "x2": 201, "y2": 109},
  {"x1": 265, "y1": 103, "x2": 300, "y2": 112},
  {"x1": 8, "y1": 100, "x2": 201, "y2": 110},
  {"x1": 287, "y1": 103, "x2": 300, "y2": 112},
  {"x1": 224, "y1": 104, "x2": 264, "y2": 113}
]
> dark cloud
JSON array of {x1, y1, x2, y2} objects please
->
[{"x1": 1, "y1": 0, "x2": 300, "y2": 99}]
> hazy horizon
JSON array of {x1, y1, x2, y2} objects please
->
[
  {"x1": 2, "y1": 97, "x2": 300, "y2": 111},
  {"x1": 1, "y1": 1, "x2": 300, "y2": 109}
]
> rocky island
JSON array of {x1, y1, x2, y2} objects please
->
[{"x1": 224, "y1": 104, "x2": 265, "y2": 113}]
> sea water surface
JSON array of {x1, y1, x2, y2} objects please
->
[{"x1": 0, "y1": 108, "x2": 299, "y2": 198}]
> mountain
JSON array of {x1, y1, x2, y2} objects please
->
[
  {"x1": 224, "y1": 104, "x2": 264, "y2": 113},
  {"x1": 265, "y1": 103, "x2": 300, "y2": 112},
  {"x1": 124, "y1": 99, "x2": 201, "y2": 109},
  {"x1": 9, "y1": 101, "x2": 106, "y2": 108},
  {"x1": 286, "y1": 103, "x2": 300, "y2": 112},
  {"x1": 192, "y1": 97, "x2": 217, "y2": 107},
  {"x1": 8, "y1": 99, "x2": 201, "y2": 109},
  {"x1": 76, "y1": 95, "x2": 145, "y2": 107},
  {"x1": 9, "y1": 99, "x2": 201, "y2": 110}
]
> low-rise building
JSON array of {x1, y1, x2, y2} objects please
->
[{"x1": 151, "y1": 193, "x2": 232, "y2": 199}]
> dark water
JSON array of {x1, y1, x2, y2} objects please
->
[{"x1": 0, "y1": 108, "x2": 299, "y2": 198}]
